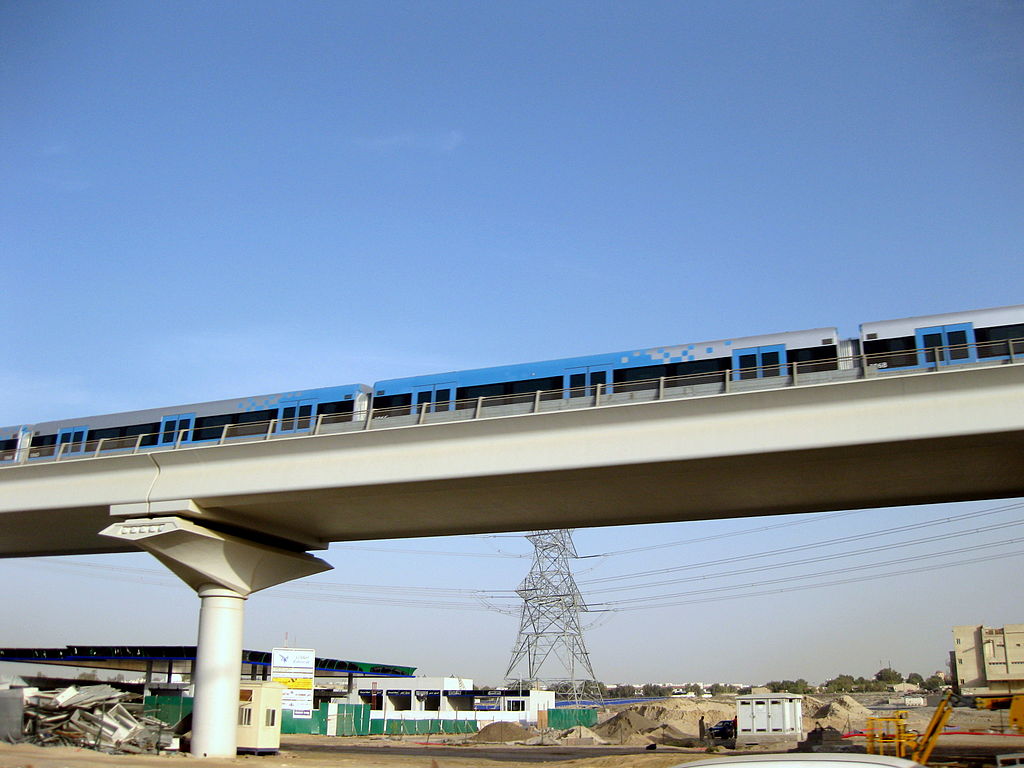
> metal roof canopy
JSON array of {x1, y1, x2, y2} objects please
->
[{"x1": 0, "y1": 645, "x2": 415, "y2": 678}]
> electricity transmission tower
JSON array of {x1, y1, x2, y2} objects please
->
[{"x1": 504, "y1": 529, "x2": 602, "y2": 703}]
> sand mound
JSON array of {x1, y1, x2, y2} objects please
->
[
  {"x1": 806, "y1": 695, "x2": 874, "y2": 733},
  {"x1": 630, "y1": 701, "x2": 735, "y2": 733},
  {"x1": 559, "y1": 725, "x2": 608, "y2": 744},
  {"x1": 645, "y1": 722, "x2": 700, "y2": 746},
  {"x1": 833, "y1": 695, "x2": 872, "y2": 715},
  {"x1": 469, "y1": 721, "x2": 533, "y2": 742},
  {"x1": 593, "y1": 709, "x2": 660, "y2": 745},
  {"x1": 803, "y1": 695, "x2": 826, "y2": 711}
]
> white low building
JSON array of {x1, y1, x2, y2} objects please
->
[
  {"x1": 342, "y1": 676, "x2": 555, "y2": 727},
  {"x1": 735, "y1": 692, "x2": 803, "y2": 746}
]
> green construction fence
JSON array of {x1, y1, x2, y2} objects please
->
[
  {"x1": 547, "y1": 707, "x2": 598, "y2": 730},
  {"x1": 143, "y1": 696, "x2": 478, "y2": 737},
  {"x1": 143, "y1": 695, "x2": 193, "y2": 727}
]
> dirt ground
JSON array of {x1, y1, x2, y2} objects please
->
[{"x1": 5, "y1": 732, "x2": 1024, "y2": 768}]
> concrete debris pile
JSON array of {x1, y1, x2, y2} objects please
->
[{"x1": 18, "y1": 684, "x2": 174, "y2": 753}]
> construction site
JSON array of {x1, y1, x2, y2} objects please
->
[{"x1": 2, "y1": 686, "x2": 1023, "y2": 768}]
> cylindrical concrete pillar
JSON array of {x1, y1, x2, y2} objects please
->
[{"x1": 191, "y1": 584, "x2": 246, "y2": 758}]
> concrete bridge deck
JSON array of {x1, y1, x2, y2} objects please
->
[{"x1": 2, "y1": 361, "x2": 1022, "y2": 558}]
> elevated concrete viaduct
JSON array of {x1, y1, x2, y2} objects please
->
[{"x1": 2, "y1": 362, "x2": 1023, "y2": 755}]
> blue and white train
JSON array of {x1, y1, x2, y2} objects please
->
[{"x1": 3, "y1": 303, "x2": 1022, "y2": 463}]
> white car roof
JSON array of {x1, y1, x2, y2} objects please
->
[{"x1": 675, "y1": 754, "x2": 919, "y2": 768}]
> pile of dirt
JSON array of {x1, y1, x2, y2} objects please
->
[
  {"x1": 593, "y1": 709, "x2": 660, "y2": 746},
  {"x1": 469, "y1": 721, "x2": 534, "y2": 743},
  {"x1": 645, "y1": 722, "x2": 701, "y2": 746},
  {"x1": 558, "y1": 725, "x2": 608, "y2": 744},
  {"x1": 628, "y1": 698, "x2": 735, "y2": 734},
  {"x1": 806, "y1": 695, "x2": 874, "y2": 732}
]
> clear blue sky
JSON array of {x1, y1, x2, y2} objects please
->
[{"x1": 1, "y1": 1, "x2": 1022, "y2": 685}]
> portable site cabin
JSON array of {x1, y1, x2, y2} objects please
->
[{"x1": 735, "y1": 692, "x2": 803, "y2": 746}]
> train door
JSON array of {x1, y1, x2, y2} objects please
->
[
  {"x1": 731, "y1": 345, "x2": 786, "y2": 380},
  {"x1": 159, "y1": 413, "x2": 194, "y2": 445},
  {"x1": 915, "y1": 323, "x2": 976, "y2": 366},
  {"x1": 56, "y1": 426, "x2": 88, "y2": 455},
  {"x1": 278, "y1": 399, "x2": 316, "y2": 432},
  {"x1": 412, "y1": 382, "x2": 457, "y2": 413},
  {"x1": 563, "y1": 365, "x2": 613, "y2": 397}
]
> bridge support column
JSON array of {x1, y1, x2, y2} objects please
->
[
  {"x1": 193, "y1": 585, "x2": 245, "y2": 758},
  {"x1": 100, "y1": 512, "x2": 331, "y2": 758}
]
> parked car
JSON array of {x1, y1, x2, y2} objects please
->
[{"x1": 708, "y1": 719, "x2": 736, "y2": 739}]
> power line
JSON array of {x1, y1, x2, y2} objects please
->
[
  {"x1": 581, "y1": 516, "x2": 1024, "y2": 596},
  {"x1": 578, "y1": 500, "x2": 1024, "y2": 586},
  {"x1": 587, "y1": 536, "x2": 1024, "y2": 607},
  {"x1": 591, "y1": 548, "x2": 1024, "y2": 612},
  {"x1": 578, "y1": 508, "x2": 867, "y2": 558}
]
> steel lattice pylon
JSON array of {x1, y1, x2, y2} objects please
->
[{"x1": 504, "y1": 529, "x2": 601, "y2": 703}]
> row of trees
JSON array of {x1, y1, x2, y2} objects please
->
[
  {"x1": 819, "y1": 668, "x2": 945, "y2": 693},
  {"x1": 763, "y1": 668, "x2": 946, "y2": 695},
  {"x1": 602, "y1": 668, "x2": 948, "y2": 698},
  {"x1": 604, "y1": 682, "x2": 741, "y2": 698}
]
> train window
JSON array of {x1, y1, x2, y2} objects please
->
[
  {"x1": 193, "y1": 413, "x2": 232, "y2": 440},
  {"x1": 975, "y1": 323, "x2": 1024, "y2": 357},
  {"x1": 915, "y1": 323, "x2": 976, "y2": 366},
  {"x1": 509, "y1": 376, "x2": 562, "y2": 395},
  {"x1": 278, "y1": 400, "x2": 315, "y2": 432},
  {"x1": 159, "y1": 414, "x2": 194, "y2": 445},
  {"x1": 614, "y1": 364, "x2": 668, "y2": 383},
  {"x1": 317, "y1": 400, "x2": 355, "y2": 415},
  {"x1": 590, "y1": 370, "x2": 606, "y2": 386},
  {"x1": 57, "y1": 426, "x2": 88, "y2": 454},
  {"x1": 435, "y1": 389, "x2": 451, "y2": 405},
  {"x1": 863, "y1": 335, "x2": 917, "y2": 368},
  {"x1": 237, "y1": 408, "x2": 276, "y2": 424},
  {"x1": 457, "y1": 384, "x2": 505, "y2": 399},
  {"x1": 737, "y1": 353, "x2": 758, "y2": 379},
  {"x1": 373, "y1": 394, "x2": 411, "y2": 409},
  {"x1": 947, "y1": 329, "x2": 969, "y2": 360},
  {"x1": 733, "y1": 345, "x2": 786, "y2": 379}
]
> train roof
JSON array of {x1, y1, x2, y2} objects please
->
[
  {"x1": 860, "y1": 303, "x2": 1024, "y2": 338},
  {"x1": 13, "y1": 382, "x2": 370, "y2": 433},
  {"x1": 373, "y1": 326, "x2": 838, "y2": 393}
]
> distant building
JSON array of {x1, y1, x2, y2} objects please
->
[
  {"x1": 951, "y1": 624, "x2": 1024, "y2": 694},
  {"x1": 889, "y1": 682, "x2": 918, "y2": 693},
  {"x1": 342, "y1": 676, "x2": 556, "y2": 728}
]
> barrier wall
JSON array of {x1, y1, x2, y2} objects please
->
[{"x1": 547, "y1": 708, "x2": 598, "y2": 730}]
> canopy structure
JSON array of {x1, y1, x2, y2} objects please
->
[{"x1": 0, "y1": 645, "x2": 415, "y2": 679}]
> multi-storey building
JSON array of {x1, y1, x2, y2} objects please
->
[{"x1": 951, "y1": 625, "x2": 1024, "y2": 694}]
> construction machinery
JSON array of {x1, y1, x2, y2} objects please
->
[{"x1": 866, "y1": 691, "x2": 1024, "y2": 765}]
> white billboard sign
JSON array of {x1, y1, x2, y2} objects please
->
[{"x1": 271, "y1": 647, "x2": 316, "y2": 719}]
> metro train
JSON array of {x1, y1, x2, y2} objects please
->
[{"x1": 2, "y1": 303, "x2": 1023, "y2": 463}]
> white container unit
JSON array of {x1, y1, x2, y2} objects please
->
[
  {"x1": 735, "y1": 693, "x2": 803, "y2": 745},
  {"x1": 236, "y1": 681, "x2": 285, "y2": 753}
]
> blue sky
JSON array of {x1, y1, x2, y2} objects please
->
[{"x1": 1, "y1": 1, "x2": 1022, "y2": 684}]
